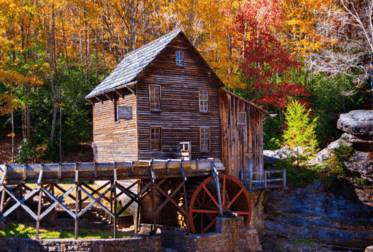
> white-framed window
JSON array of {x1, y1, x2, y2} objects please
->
[
  {"x1": 176, "y1": 51, "x2": 183, "y2": 66},
  {"x1": 149, "y1": 85, "x2": 161, "y2": 111},
  {"x1": 200, "y1": 127, "x2": 210, "y2": 152},
  {"x1": 150, "y1": 127, "x2": 161, "y2": 151},
  {"x1": 199, "y1": 89, "x2": 209, "y2": 112},
  {"x1": 238, "y1": 112, "x2": 247, "y2": 126}
]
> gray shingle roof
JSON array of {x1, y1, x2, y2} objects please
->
[{"x1": 85, "y1": 29, "x2": 182, "y2": 99}]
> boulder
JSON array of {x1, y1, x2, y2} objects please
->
[
  {"x1": 327, "y1": 133, "x2": 353, "y2": 149},
  {"x1": 265, "y1": 183, "x2": 373, "y2": 250},
  {"x1": 263, "y1": 146, "x2": 308, "y2": 160},
  {"x1": 338, "y1": 133, "x2": 373, "y2": 152},
  {"x1": 311, "y1": 148, "x2": 334, "y2": 165},
  {"x1": 344, "y1": 151, "x2": 373, "y2": 183},
  {"x1": 337, "y1": 110, "x2": 373, "y2": 137}
]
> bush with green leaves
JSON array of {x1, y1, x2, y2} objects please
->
[{"x1": 274, "y1": 157, "x2": 320, "y2": 187}]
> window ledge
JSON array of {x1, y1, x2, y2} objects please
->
[
  {"x1": 199, "y1": 111, "x2": 210, "y2": 114},
  {"x1": 115, "y1": 120, "x2": 120, "y2": 124},
  {"x1": 150, "y1": 110, "x2": 162, "y2": 113}
]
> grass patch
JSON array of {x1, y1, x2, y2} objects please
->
[{"x1": 0, "y1": 222, "x2": 131, "y2": 239}]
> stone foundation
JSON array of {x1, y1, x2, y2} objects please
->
[
  {"x1": 0, "y1": 235, "x2": 161, "y2": 252},
  {"x1": 249, "y1": 189, "x2": 264, "y2": 237},
  {"x1": 161, "y1": 216, "x2": 262, "y2": 252}
]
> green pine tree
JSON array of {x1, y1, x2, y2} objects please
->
[{"x1": 283, "y1": 101, "x2": 319, "y2": 159}]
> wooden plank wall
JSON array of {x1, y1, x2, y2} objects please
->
[
  {"x1": 136, "y1": 34, "x2": 222, "y2": 160},
  {"x1": 219, "y1": 89, "x2": 264, "y2": 179},
  {"x1": 92, "y1": 90, "x2": 138, "y2": 162}
]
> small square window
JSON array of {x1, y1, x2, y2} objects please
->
[
  {"x1": 238, "y1": 112, "x2": 247, "y2": 125},
  {"x1": 199, "y1": 89, "x2": 209, "y2": 112},
  {"x1": 176, "y1": 51, "x2": 183, "y2": 66},
  {"x1": 149, "y1": 85, "x2": 161, "y2": 111},
  {"x1": 150, "y1": 127, "x2": 161, "y2": 151},
  {"x1": 200, "y1": 127, "x2": 210, "y2": 152}
]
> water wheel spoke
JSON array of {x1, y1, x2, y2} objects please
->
[
  {"x1": 205, "y1": 212, "x2": 215, "y2": 221},
  {"x1": 201, "y1": 184, "x2": 219, "y2": 208},
  {"x1": 201, "y1": 216, "x2": 217, "y2": 234},
  {"x1": 226, "y1": 188, "x2": 244, "y2": 209},
  {"x1": 193, "y1": 212, "x2": 200, "y2": 219},
  {"x1": 192, "y1": 209, "x2": 218, "y2": 214},
  {"x1": 195, "y1": 197, "x2": 202, "y2": 207},
  {"x1": 203, "y1": 192, "x2": 218, "y2": 208}
]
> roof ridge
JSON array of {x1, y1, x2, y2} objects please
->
[{"x1": 119, "y1": 28, "x2": 181, "y2": 62}]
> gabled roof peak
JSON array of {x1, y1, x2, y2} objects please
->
[{"x1": 86, "y1": 29, "x2": 182, "y2": 99}]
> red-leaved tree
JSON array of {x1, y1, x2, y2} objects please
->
[{"x1": 230, "y1": 0, "x2": 310, "y2": 108}]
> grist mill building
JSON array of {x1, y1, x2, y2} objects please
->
[{"x1": 85, "y1": 29, "x2": 267, "y2": 179}]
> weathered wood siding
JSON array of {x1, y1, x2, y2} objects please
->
[
  {"x1": 219, "y1": 89, "x2": 264, "y2": 178},
  {"x1": 92, "y1": 90, "x2": 138, "y2": 162},
  {"x1": 136, "y1": 34, "x2": 222, "y2": 160}
]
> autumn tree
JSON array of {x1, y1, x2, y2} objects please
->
[{"x1": 230, "y1": 0, "x2": 310, "y2": 109}]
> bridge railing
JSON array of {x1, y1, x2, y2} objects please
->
[{"x1": 239, "y1": 169, "x2": 287, "y2": 191}]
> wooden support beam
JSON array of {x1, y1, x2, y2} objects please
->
[
  {"x1": 79, "y1": 184, "x2": 115, "y2": 219},
  {"x1": 75, "y1": 163, "x2": 79, "y2": 240},
  {"x1": 36, "y1": 188, "x2": 42, "y2": 240},
  {"x1": 115, "y1": 182, "x2": 152, "y2": 216},
  {"x1": 153, "y1": 181, "x2": 186, "y2": 216},
  {"x1": 254, "y1": 190, "x2": 263, "y2": 207},
  {"x1": 151, "y1": 181, "x2": 156, "y2": 234},
  {"x1": 183, "y1": 182, "x2": 190, "y2": 235},
  {"x1": 40, "y1": 185, "x2": 77, "y2": 220},
  {"x1": 53, "y1": 183, "x2": 76, "y2": 201},
  {"x1": 262, "y1": 189, "x2": 273, "y2": 206},
  {"x1": 81, "y1": 181, "x2": 111, "y2": 203}
]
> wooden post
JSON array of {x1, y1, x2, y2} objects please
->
[
  {"x1": 151, "y1": 181, "x2": 156, "y2": 235},
  {"x1": 36, "y1": 164, "x2": 43, "y2": 240},
  {"x1": 0, "y1": 189, "x2": 5, "y2": 214},
  {"x1": 36, "y1": 188, "x2": 42, "y2": 240},
  {"x1": 135, "y1": 180, "x2": 141, "y2": 233},
  {"x1": 183, "y1": 181, "x2": 190, "y2": 235},
  {"x1": 283, "y1": 169, "x2": 286, "y2": 188},
  {"x1": 75, "y1": 164, "x2": 79, "y2": 239},
  {"x1": 113, "y1": 162, "x2": 117, "y2": 239},
  {"x1": 264, "y1": 171, "x2": 267, "y2": 191},
  {"x1": 249, "y1": 170, "x2": 252, "y2": 191}
]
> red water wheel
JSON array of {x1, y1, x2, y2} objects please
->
[{"x1": 188, "y1": 174, "x2": 251, "y2": 234}]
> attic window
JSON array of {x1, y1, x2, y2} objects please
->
[
  {"x1": 199, "y1": 89, "x2": 209, "y2": 112},
  {"x1": 150, "y1": 127, "x2": 161, "y2": 151},
  {"x1": 200, "y1": 127, "x2": 210, "y2": 152},
  {"x1": 238, "y1": 112, "x2": 247, "y2": 126},
  {"x1": 149, "y1": 85, "x2": 161, "y2": 111},
  {"x1": 176, "y1": 51, "x2": 183, "y2": 66}
]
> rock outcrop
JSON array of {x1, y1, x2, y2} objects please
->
[
  {"x1": 336, "y1": 110, "x2": 373, "y2": 182},
  {"x1": 265, "y1": 183, "x2": 373, "y2": 250},
  {"x1": 337, "y1": 110, "x2": 373, "y2": 137}
]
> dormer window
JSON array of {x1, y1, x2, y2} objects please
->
[
  {"x1": 149, "y1": 85, "x2": 161, "y2": 111},
  {"x1": 176, "y1": 51, "x2": 183, "y2": 66},
  {"x1": 199, "y1": 89, "x2": 209, "y2": 112}
]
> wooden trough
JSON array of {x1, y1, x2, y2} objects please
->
[{"x1": 0, "y1": 158, "x2": 225, "y2": 184}]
